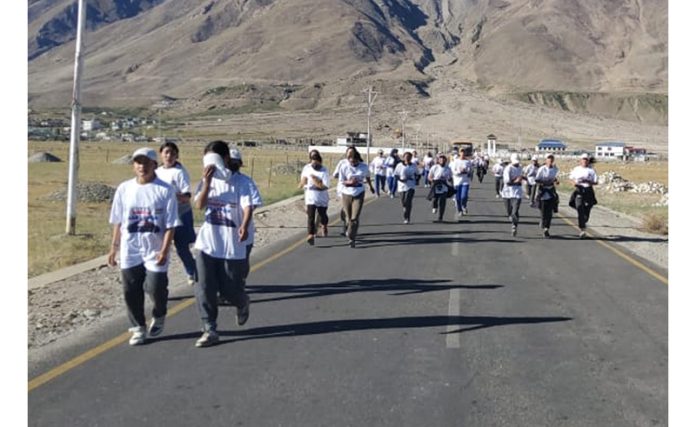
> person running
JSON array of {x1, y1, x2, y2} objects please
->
[
  {"x1": 427, "y1": 154, "x2": 453, "y2": 222},
  {"x1": 394, "y1": 151, "x2": 418, "y2": 224},
  {"x1": 155, "y1": 142, "x2": 197, "y2": 285},
  {"x1": 384, "y1": 148, "x2": 400, "y2": 198},
  {"x1": 492, "y1": 158, "x2": 504, "y2": 198},
  {"x1": 412, "y1": 150, "x2": 422, "y2": 187},
  {"x1": 476, "y1": 155, "x2": 489, "y2": 183},
  {"x1": 300, "y1": 150, "x2": 330, "y2": 244},
  {"x1": 337, "y1": 148, "x2": 375, "y2": 247},
  {"x1": 502, "y1": 153, "x2": 525, "y2": 237},
  {"x1": 451, "y1": 148, "x2": 473, "y2": 217},
  {"x1": 422, "y1": 152, "x2": 434, "y2": 187},
  {"x1": 523, "y1": 155, "x2": 540, "y2": 206},
  {"x1": 534, "y1": 153, "x2": 560, "y2": 238},
  {"x1": 108, "y1": 147, "x2": 178, "y2": 346},
  {"x1": 370, "y1": 149, "x2": 387, "y2": 197},
  {"x1": 192, "y1": 142, "x2": 253, "y2": 347},
  {"x1": 569, "y1": 153, "x2": 599, "y2": 238},
  {"x1": 333, "y1": 146, "x2": 361, "y2": 236}
]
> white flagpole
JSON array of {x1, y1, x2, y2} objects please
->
[{"x1": 66, "y1": 0, "x2": 87, "y2": 235}]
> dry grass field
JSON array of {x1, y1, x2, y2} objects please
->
[{"x1": 27, "y1": 141, "x2": 345, "y2": 277}]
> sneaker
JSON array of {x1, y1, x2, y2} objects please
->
[
  {"x1": 543, "y1": 228, "x2": 550, "y2": 238},
  {"x1": 432, "y1": 208, "x2": 437, "y2": 214},
  {"x1": 237, "y1": 296, "x2": 250, "y2": 326},
  {"x1": 187, "y1": 275, "x2": 195, "y2": 286},
  {"x1": 403, "y1": 219, "x2": 409, "y2": 224},
  {"x1": 579, "y1": 230, "x2": 587, "y2": 239},
  {"x1": 511, "y1": 226, "x2": 517, "y2": 237},
  {"x1": 463, "y1": 208, "x2": 468, "y2": 215},
  {"x1": 148, "y1": 316, "x2": 165, "y2": 337},
  {"x1": 307, "y1": 235, "x2": 315, "y2": 246},
  {"x1": 457, "y1": 211, "x2": 464, "y2": 217},
  {"x1": 320, "y1": 225, "x2": 328, "y2": 237},
  {"x1": 349, "y1": 240, "x2": 356, "y2": 248},
  {"x1": 195, "y1": 330, "x2": 219, "y2": 348},
  {"x1": 495, "y1": 194, "x2": 501, "y2": 199},
  {"x1": 128, "y1": 326, "x2": 146, "y2": 346}
]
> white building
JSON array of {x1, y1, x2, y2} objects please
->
[
  {"x1": 595, "y1": 141, "x2": 626, "y2": 159},
  {"x1": 82, "y1": 119, "x2": 101, "y2": 131}
]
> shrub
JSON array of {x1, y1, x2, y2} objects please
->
[{"x1": 642, "y1": 213, "x2": 668, "y2": 235}]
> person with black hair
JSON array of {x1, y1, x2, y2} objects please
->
[
  {"x1": 191, "y1": 140, "x2": 253, "y2": 347},
  {"x1": 534, "y1": 153, "x2": 560, "y2": 238},
  {"x1": 427, "y1": 154, "x2": 453, "y2": 222},
  {"x1": 384, "y1": 148, "x2": 400, "y2": 198},
  {"x1": 336, "y1": 148, "x2": 375, "y2": 247},
  {"x1": 156, "y1": 142, "x2": 197, "y2": 285},
  {"x1": 569, "y1": 153, "x2": 598, "y2": 238},
  {"x1": 394, "y1": 151, "x2": 418, "y2": 223},
  {"x1": 300, "y1": 150, "x2": 330, "y2": 244}
]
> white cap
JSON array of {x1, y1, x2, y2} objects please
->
[
  {"x1": 510, "y1": 153, "x2": 520, "y2": 164},
  {"x1": 229, "y1": 147, "x2": 242, "y2": 160},
  {"x1": 203, "y1": 152, "x2": 231, "y2": 180},
  {"x1": 531, "y1": 155, "x2": 539, "y2": 161},
  {"x1": 131, "y1": 147, "x2": 157, "y2": 163},
  {"x1": 580, "y1": 153, "x2": 589, "y2": 159}
]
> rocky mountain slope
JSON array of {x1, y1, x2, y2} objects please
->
[{"x1": 28, "y1": 0, "x2": 667, "y2": 125}]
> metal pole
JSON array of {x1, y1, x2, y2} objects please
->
[
  {"x1": 399, "y1": 109, "x2": 408, "y2": 150},
  {"x1": 364, "y1": 86, "x2": 378, "y2": 164},
  {"x1": 66, "y1": 0, "x2": 87, "y2": 235}
]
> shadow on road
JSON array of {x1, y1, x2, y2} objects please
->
[{"x1": 151, "y1": 315, "x2": 572, "y2": 345}]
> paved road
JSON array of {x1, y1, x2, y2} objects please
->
[{"x1": 29, "y1": 179, "x2": 667, "y2": 426}]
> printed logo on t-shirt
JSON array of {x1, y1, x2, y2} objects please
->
[
  {"x1": 127, "y1": 207, "x2": 161, "y2": 233},
  {"x1": 205, "y1": 199, "x2": 238, "y2": 228}
]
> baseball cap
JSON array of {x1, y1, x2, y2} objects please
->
[
  {"x1": 229, "y1": 147, "x2": 242, "y2": 161},
  {"x1": 510, "y1": 153, "x2": 520, "y2": 164},
  {"x1": 132, "y1": 147, "x2": 157, "y2": 163},
  {"x1": 531, "y1": 155, "x2": 538, "y2": 161},
  {"x1": 580, "y1": 153, "x2": 589, "y2": 159}
]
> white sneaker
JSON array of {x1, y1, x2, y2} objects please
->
[
  {"x1": 457, "y1": 211, "x2": 464, "y2": 217},
  {"x1": 403, "y1": 219, "x2": 409, "y2": 224},
  {"x1": 511, "y1": 226, "x2": 517, "y2": 237},
  {"x1": 187, "y1": 275, "x2": 195, "y2": 286},
  {"x1": 432, "y1": 208, "x2": 437, "y2": 214},
  {"x1": 195, "y1": 330, "x2": 220, "y2": 348},
  {"x1": 579, "y1": 230, "x2": 587, "y2": 239},
  {"x1": 128, "y1": 326, "x2": 146, "y2": 346},
  {"x1": 148, "y1": 316, "x2": 165, "y2": 337},
  {"x1": 463, "y1": 208, "x2": 468, "y2": 215}
]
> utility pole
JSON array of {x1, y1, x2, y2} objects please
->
[
  {"x1": 398, "y1": 109, "x2": 408, "y2": 150},
  {"x1": 363, "y1": 86, "x2": 378, "y2": 161},
  {"x1": 66, "y1": 0, "x2": 87, "y2": 235}
]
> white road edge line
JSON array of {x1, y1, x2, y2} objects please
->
[{"x1": 446, "y1": 288, "x2": 461, "y2": 349}]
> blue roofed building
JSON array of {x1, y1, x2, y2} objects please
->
[{"x1": 536, "y1": 139, "x2": 567, "y2": 152}]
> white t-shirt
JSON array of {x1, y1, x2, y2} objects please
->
[
  {"x1": 501, "y1": 164, "x2": 524, "y2": 199},
  {"x1": 451, "y1": 159, "x2": 472, "y2": 186},
  {"x1": 523, "y1": 163, "x2": 539, "y2": 185},
  {"x1": 492, "y1": 163, "x2": 504, "y2": 177},
  {"x1": 301, "y1": 164, "x2": 330, "y2": 207},
  {"x1": 333, "y1": 159, "x2": 348, "y2": 198},
  {"x1": 384, "y1": 156, "x2": 397, "y2": 177},
  {"x1": 570, "y1": 166, "x2": 598, "y2": 188},
  {"x1": 370, "y1": 156, "x2": 386, "y2": 176},
  {"x1": 422, "y1": 156, "x2": 434, "y2": 169},
  {"x1": 428, "y1": 164, "x2": 452, "y2": 194},
  {"x1": 337, "y1": 161, "x2": 370, "y2": 197},
  {"x1": 535, "y1": 165, "x2": 559, "y2": 200},
  {"x1": 194, "y1": 175, "x2": 253, "y2": 260},
  {"x1": 109, "y1": 177, "x2": 179, "y2": 272},
  {"x1": 394, "y1": 162, "x2": 417, "y2": 192},
  {"x1": 156, "y1": 163, "x2": 193, "y2": 214},
  {"x1": 233, "y1": 172, "x2": 262, "y2": 246}
]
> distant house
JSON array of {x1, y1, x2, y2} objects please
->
[
  {"x1": 82, "y1": 119, "x2": 101, "y2": 132},
  {"x1": 595, "y1": 141, "x2": 626, "y2": 158},
  {"x1": 536, "y1": 139, "x2": 567, "y2": 152}
]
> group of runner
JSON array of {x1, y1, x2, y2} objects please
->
[{"x1": 108, "y1": 141, "x2": 598, "y2": 348}]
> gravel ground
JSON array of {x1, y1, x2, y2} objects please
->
[{"x1": 27, "y1": 191, "x2": 667, "y2": 351}]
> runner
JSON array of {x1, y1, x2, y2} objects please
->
[
  {"x1": 427, "y1": 154, "x2": 454, "y2": 222},
  {"x1": 155, "y1": 142, "x2": 197, "y2": 285},
  {"x1": 370, "y1": 149, "x2": 387, "y2": 197},
  {"x1": 422, "y1": 151, "x2": 434, "y2": 187},
  {"x1": 107, "y1": 147, "x2": 178, "y2": 346},
  {"x1": 523, "y1": 155, "x2": 540, "y2": 206},
  {"x1": 333, "y1": 146, "x2": 361, "y2": 236},
  {"x1": 192, "y1": 142, "x2": 253, "y2": 347},
  {"x1": 534, "y1": 153, "x2": 560, "y2": 238},
  {"x1": 492, "y1": 158, "x2": 504, "y2": 198},
  {"x1": 569, "y1": 153, "x2": 599, "y2": 238},
  {"x1": 451, "y1": 148, "x2": 473, "y2": 217},
  {"x1": 384, "y1": 148, "x2": 400, "y2": 198},
  {"x1": 412, "y1": 150, "x2": 422, "y2": 187},
  {"x1": 394, "y1": 151, "x2": 418, "y2": 224},
  {"x1": 476, "y1": 155, "x2": 489, "y2": 183},
  {"x1": 299, "y1": 150, "x2": 330, "y2": 244},
  {"x1": 336, "y1": 148, "x2": 375, "y2": 247},
  {"x1": 501, "y1": 153, "x2": 525, "y2": 237}
]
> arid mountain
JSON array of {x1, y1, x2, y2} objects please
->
[{"x1": 28, "y1": 0, "x2": 667, "y2": 125}]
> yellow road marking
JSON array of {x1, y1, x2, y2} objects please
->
[
  {"x1": 29, "y1": 195, "x2": 379, "y2": 392},
  {"x1": 558, "y1": 213, "x2": 668, "y2": 285}
]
